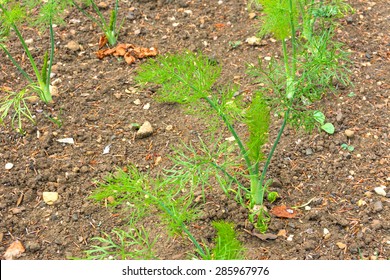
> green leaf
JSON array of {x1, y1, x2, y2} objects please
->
[
  {"x1": 321, "y1": 122, "x2": 335, "y2": 134},
  {"x1": 313, "y1": 110, "x2": 325, "y2": 125},
  {"x1": 347, "y1": 145, "x2": 354, "y2": 152}
]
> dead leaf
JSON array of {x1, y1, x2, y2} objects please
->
[
  {"x1": 132, "y1": 46, "x2": 158, "y2": 59},
  {"x1": 95, "y1": 42, "x2": 158, "y2": 64},
  {"x1": 114, "y1": 44, "x2": 128, "y2": 56},
  {"x1": 3, "y1": 240, "x2": 25, "y2": 260},
  {"x1": 243, "y1": 229, "x2": 278, "y2": 241},
  {"x1": 98, "y1": 35, "x2": 108, "y2": 49},
  {"x1": 270, "y1": 205, "x2": 297, "y2": 218},
  {"x1": 124, "y1": 53, "x2": 136, "y2": 65}
]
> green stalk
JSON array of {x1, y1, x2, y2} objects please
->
[
  {"x1": 253, "y1": 0, "x2": 298, "y2": 206},
  {"x1": 11, "y1": 23, "x2": 44, "y2": 89},
  {"x1": 144, "y1": 191, "x2": 206, "y2": 257},
  {"x1": 255, "y1": 107, "x2": 290, "y2": 205},
  {"x1": 204, "y1": 96, "x2": 256, "y2": 177},
  {"x1": 43, "y1": 15, "x2": 55, "y2": 103}
]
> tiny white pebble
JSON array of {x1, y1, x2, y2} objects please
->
[
  {"x1": 323, "y1": 228, "x2": 330, "y2": 235},
  {"x1": 374, "y1": 187, "x2": 387, "y2": 197},
  {"x1": 143, "y1": 103, "x2": 150, "y2": 110},
  {"x1": 5, "y1": 163, "x2": 14, "y2": 170},
  {"x1": 287, "y1": 235, "x2": 294, "y2": 242}
]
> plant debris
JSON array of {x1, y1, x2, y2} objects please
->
[
  {"x1": 270, "y1": 205, "x2": 297, "y2": 218},
  {"x1": 96, "y1": 43, "x2": 158, "y2": 65}
]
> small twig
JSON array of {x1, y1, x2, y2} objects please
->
[{"x1": 291, "y1": 197, "x2": 316, "y2": 209}]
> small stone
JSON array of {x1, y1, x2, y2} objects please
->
[
  {"x1": 336, "y1": 110, "x2": 343, "y2": 123},
  {"x1": 371, "y1": 220, "x2": 382, "y2": 230},
  {"x1": 344, "y1": 129, "x2": 355, "y2": 138},
  {"x1": 287, "y1": 235, "x2": 294, "y2": 242},
  {"x1": 25, "y1": 38, "x2": 34, "y2": 44},
  {"x1": 346, "y1": 17, "x2": 353, "y2": 24},
  {"x1": 66, "y1": 40, "x2": 81, "y2": 51},
  {"x1": 357, "y1": 199, "x2": 367, "y2": 207},
  {"x1": 364, "y1": 191, "x2": 373, "y2": 198},
  {"x1": 42, "y1": 192, "x2": 59, "y2": 205},
  {"x1": 143, "y1": 103, "x2": 150, "y2": 110},
  {"x1": 305, "y1": 148, "x2": 313, "y2": 155},
  {"x1": 26, "y1": 241, "x2": 41, "y2": 252},
  {"x1": 323, "y1": 228, "x2": 331, "y2": 239},
  {"x1": 72, "y1": 213, "x2": 79, "y2": 221},
  {"x1": 126, "y1": 12, "x2": 136, "y2": 20},
  {"x1": 304, "y1": 206, "x2": 311, "y2": 211},
  {"x1": 80, "y1": 166, "x2": 89, "y2": 173},
  {"x1": 336, "y1": 242, "x2": 347, "y2": 249},
  {"x1": 97, "y1": 2, "x2": 108, "y2": 9},
  {"x1": 133, "y1": 99, "x2": 141, "y2": 105},
  {"x1": 50, "y1": 85, "x2": 59, "y2": 97},
  {"x1": 5, "y1": 163, "x2": 13, "y2": 170},
  {"x1": 245, "y1": 36, "x2": 261, "y2": 45},
  {"x1": 165, "y1": 125, "x2": 173, "y2": 131},
  {"x1": 135, "y1": 121, "x2": 154, "y2": 139},
  {"x1": 374, "y1": 187, "x2": 387, "y2": 197},
  {"x1": 373, "y1": 201, "x2": 383, "y2": 212},
  {"x1": 249, "y1": 12, "x2": 256, "y2": 19}
]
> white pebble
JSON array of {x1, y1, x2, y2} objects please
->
[
  {"x1": 374, "y1": 186, "x2": 387, "y2": 197},
  {"x1": 5, "y1": 163, "x2": 14, "y2": 170},
  {"x1": 143, "y1": 103, "x2": 150, "y2": 110},
  {"x1": 287, "y1": 235, "x2": 294, "y2": 242},
  {"x1": 323, "y1": 228, "x2": 330, "y2": 236}
]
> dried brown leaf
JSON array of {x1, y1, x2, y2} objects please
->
[
  {"x1": 124, "y1": 53, "x2": 136, "y2": 65},
  {"x1": 243, "y1": 229, "x2": 278, "y2": 241},
  {"x1": 3, "y1": 240, "x2": 25, "y2": 260},
  {"x1": 270, "y1": 205, "x2": 297, "y2": 218},
  {"x1": 98, "y1": 35, "x2": 108, "y2": 49}
]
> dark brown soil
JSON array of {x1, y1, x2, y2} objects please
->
[{"x1": 1, "y1": 0, "x2": 389, "y2": 260}]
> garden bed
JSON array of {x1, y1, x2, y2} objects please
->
[{"x1": 0, "y1": 0, "x2": 389, "y2": 260}]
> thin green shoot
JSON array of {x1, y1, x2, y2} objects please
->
[{"x1": 72, "y1": 0, "x2": 124, "y2": 46}]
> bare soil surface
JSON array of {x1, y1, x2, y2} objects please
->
[{"x1": 1, "y1": 0, "x2": 389, "y2": 260}]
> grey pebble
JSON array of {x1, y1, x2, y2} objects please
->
[{"x1": 373, "y1": 201, "x2": 383, "y2": 212}]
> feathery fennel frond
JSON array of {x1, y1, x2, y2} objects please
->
[
  {"x1": 245, "y1": 92, "x2": 270, "y2": 164},
  {"x1": 258, "y1": 0, "x2": 299, "y2": 40},
  {"x1": 136, "y1": 52, "x2": 222, "y2": 104}
]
